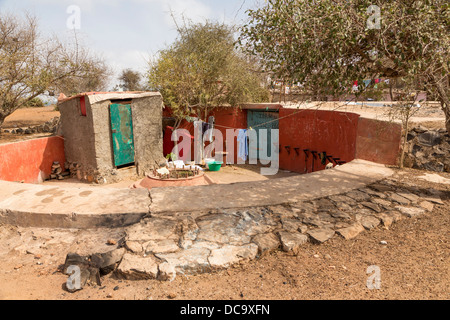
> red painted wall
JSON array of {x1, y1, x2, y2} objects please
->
[
  {"x1": 279, "y1": 109, "x2": 360, "y2": 173},
  {"x1": 163, "y1": 107, "x2": 248, "y2": 163},
  {"x1": 355, "y1": 117, "x2": 402, "y2": 165},
  {"x1": 162, "y1": 106, "x2": 401, "y2": 172},
  {"x1": 0, "y1": 136, "x2": 66, "y2": 183}
]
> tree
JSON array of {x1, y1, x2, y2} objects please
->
[
  {"x1": 148, "y1": 21, "x2": 270, "y2": 127},
  {"x1": 239, "y1": 0, "x2": 450, "y2": 133},
  {"x1": 117, "y1": 69, "x2": 143, "y2": 91},
  {"x1": 0, "y1": 13, "x2": 111, "y2": 128}
]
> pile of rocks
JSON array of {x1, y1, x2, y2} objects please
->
[
  {"x1": 404, "y1": 126, "x2": 450, "y2": 172},
  {"x1": 73, "y1": 178, "x2": 440, "y2": 283},
  {"x1": 3, "y1": 117, "x2": 60, "y2": 135}
]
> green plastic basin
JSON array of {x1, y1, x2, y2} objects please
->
[{"x1": 207, "y1": 161, "x2": 223, "y2": 171}]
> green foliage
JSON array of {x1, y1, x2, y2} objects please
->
[
  {"x1": 24, "y1": 97, "x2": 44, "y2": 108},
  {"x1": 148, "y1": 21, "x2": 270, "y2": 123},
  {"x1": 0, "y1": 13, "x2": 110, "y2": 126},
  {"x1": 117, "y1": 69, "x2": 143, "y2": 92},
  {"x1": 239, "y1": 0, "x2": 450, "y2": 131}
]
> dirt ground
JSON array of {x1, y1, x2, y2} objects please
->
[
  {"x1": 2, "y1": 106, "x2": 59, "y2": 129},
  {"x1": 0, "y1": 106, "x2": 59, "y2": 144},
  {"x1": 206, "y1": 164, "x2": 298, "y2": 184},
  {"x1": 0, "y1": 168, "x2": 448, "y2": 300}
]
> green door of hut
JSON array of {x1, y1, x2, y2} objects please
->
[
  {"x1": 247, "y1": 110, "x2": 279, "y2": 162},
  {"x1": 110, "y1": 103, "x2": 135, "y2": 167}
]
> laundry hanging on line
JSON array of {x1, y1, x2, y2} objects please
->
[{"x1": 237, "y1": 129, "x2": 248, "y2": 162}]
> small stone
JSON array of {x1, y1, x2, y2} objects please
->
[
  {"x1": 125, "y1": 241, "x2": 143, "y2": 254},
  {"x1": 209, "y1": 244, "x2": 258, "y2": 269},
  {"x1": 158, "y1": 262, "x2": 176, "y2": 282},
  {"x1": 107, "y1": 239, "x2": 117, "y2": 246},
  {"x1": 307, "y1": 228, "x2": 335, "y2": 244},
  {"x1": 420, "y1": 194, "x2": 444, "y2": 205},
  {"x1": 396, "y1": 206, "x2": 426, "y2": 218},
  {"x1": 419, "y1": 201, "x2": 434, "y2": 212},
  {"x1": 106, "y1": 293, "x2": 113, "y2": 298},
  {"x1": 34, "y1": 254, "x2": 42, "y2": 259},
  {"x1": 389, "y1": 193, "x2": 411, "y2": 205},
  {"x1": 278, "y1": 232, "x2": 308, "y2": 252},
  {"x1": 251, "y1": 233, "x2": 280, "y2": 255},
  {"x1": 360, "y1": 216, "x2": 380, "y2": 230},
  {"x1": 116, "y1": 253, "x2": 159, "y2": 280},
  {"x1": 168, "y1": 293, "x2": 177, "y2": 299},
  {"x1": 380, "y1": 241, "x2": 388, "y2": 245},
  {"x1": 324, "y1": 254, "x2": 332, "y2": 260},
  {"x1": 336, "y1": 223, "x2": 365, "y2": 240},
  {"x1": 14, "y1": 264, "x2": 23, "y2": 270},
  {"x1": 396, "y1": 191, "x2": 419, "y2": 203},
  {"x1": 113, "y1": 286, "x2": 119, "y2": 291},
  {"x1": 313, "y1": 254, "x2": 320, "y2": 258}
]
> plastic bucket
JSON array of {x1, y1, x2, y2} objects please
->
[{"x1": 207, "y1": 161, "x2": 223, "y2": 171}]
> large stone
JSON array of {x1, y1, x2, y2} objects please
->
[
  {"x1": 90, "y1": 248, "x2": 126, "y2": 275},
  {"x1": 396, "y1": 191, "x2": 420, "y2": 203},
  {"x1": 420, "y1": 194, "x2": 444, "y2": 205},
  {"x1": 236, "y1": 210, "x2": 279, "y2": 236},
  {"x1": 314, "y1": 198, "x2": 336, "y2": 211},
  {"x1": 360, "y1": 215, "x2": 381, "y2": 230},
  {"x1": 125, "y1": 241, "x2": 144, "y2": 254},
  {"x1": 268, "y1": 205, "x2": 298, "y2": 218},
  {"x1": 196, "y1": 213, "x2": 251, "y2": 245},
  {"x1": 116, "y1": 253, "x2": 159, "y2": 280},
  {"x1": 419, "y1": 201, "x2": 434, "y2": 212},
  {"x1": 126, "y1": 218, "x2": 179, "y2": 242},
  {"x1": 156, "y1": 247, "x2": 211, "y2": 275},
  {"x1": 371, "y1": 198, "x2": 393, "y2": 209},
  {"x1": 417, "y1": 131, "x2": 441, "y2": 147},
  {"x1": 396, "y1": 206, "x2": 426, "y2": 218},
  {"x1": 345, "y1": 190, "x2": 371, "y2": 202},
  {"x1": 208, "y1": 244, "x2": 258, "y2": 269},
  {"x1": 389, "y1": 193, "x2": 411, "y2": 205},
  {"x1": 330, "y1": 210, "x2": 352, "y2": 220},
  {"x1": 358, "y1": 187, "x2": 386, "y2": 199},
  {"x1": 281, "y1": 217, "x2": 305, "y2": 233},
  {"x1": 361, "y1": 202, "x2": 382, "y2": 213},
  {"x1": 145, "y1": 239, "x2": 180, "y2": 254},
  {"x1": 278, "y1": 232, "x2": 308, "y2": 252},
  {"x1": 336, "y1": 223, "x2": 365, "y2": 240},
  {"x1": 329, "y1": 195, "x2": 358, "y2": 206},
  {"x1": 333, "y1": 201, "x2": 353, "y2": 212},
  {"x1": 370, "y1": 183, "x2": 395, "y2": 193},
  {"x1": 158, "y1": 262, "x2": 176, "y2": 282},
  {"x1": 307, "y1": 228, "x2": 335, "y2": 244},
  {"x1": 251, "y1": 233, "x2": 280, "y2": 254}
]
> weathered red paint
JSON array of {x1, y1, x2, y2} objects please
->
[
  {"x1": 355, "y1": 117, "x2": 402, "y2": 165},
  {"x1": 162, "y1": 105, "x2": 401, "y2": 172},
  {"x1": 279, "y1": 109, "x2": 360, "y2": 173},
  {"x1": 0, "y1": 136, "x2": 66, "y2": 183},
  {"x1": 80, "y1": 96, "x2": 86, "y2": 116}
]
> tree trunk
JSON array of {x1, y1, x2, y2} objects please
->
[{"x1": 444, "y1": 105, "x2": 450, "y2": 134}]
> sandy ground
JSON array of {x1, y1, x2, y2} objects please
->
[
  {"x1": 0, "y1": 168, "x2": 448, "y2": 300},
  {"x1": 0, "y1": 106, "x2": 59, "y2": 144},
  {"x1": 2, "y1": 106, "x2": 59, "y2": 128}
]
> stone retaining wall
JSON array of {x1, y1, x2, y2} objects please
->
[
  {"x1": 404, "y1": 126, "x2": 450, "y2": 172},
  {"x1": 2, "y1": 117, "x2": 60, "y2": 135}
]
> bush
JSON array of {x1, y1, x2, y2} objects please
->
[{"x1": 25, "y1": 97, "x2": 44, "y2": 108}]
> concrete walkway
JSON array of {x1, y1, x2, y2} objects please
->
[
  {"x1": 150, "y1": 160, "x2": 393, "y2": 214},
  {"x1": 0, "y1": 159, "x2": 393, "y2": 228}
]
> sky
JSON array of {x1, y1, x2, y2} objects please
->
[{"x1": 0, "y1": 0, "x2": 264, "y2": 90}]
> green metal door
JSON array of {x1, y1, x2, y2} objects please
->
[
  {"x1": 110, "y1": 103, "x2": 135, "y2": 167},
  {"x1": 247, "y1": 110, "x2": 279, "y2": 161}
]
